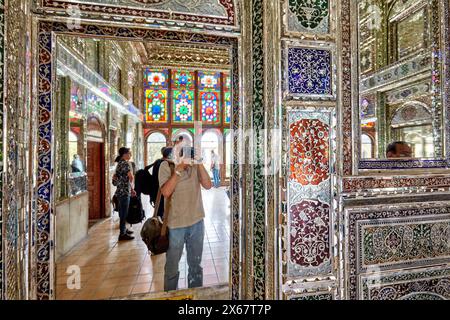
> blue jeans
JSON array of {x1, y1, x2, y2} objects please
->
[
  {"x1": 164, "y1": 219, "x2": 204, "y2": 291},
  {"x1": 212, "y1": 168, "x2": 220, "y2": 187},
  {"x1": 117, "y1": 195, "x2": 130, "y2": 235}
]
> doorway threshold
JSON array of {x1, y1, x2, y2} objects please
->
[{"x1": 112, "y1": 284, "x2": 229, "y2": 300}]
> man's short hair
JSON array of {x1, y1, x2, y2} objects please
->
[
  {"x1": 178, "y1": 136, "x2": 184, "y2": 141},
  {"x1": 162, "y1": 147, "x2": 173, "y2": 158},
  {"x1": 386, "y1": 141, "x2": 408, "y2": 155}
]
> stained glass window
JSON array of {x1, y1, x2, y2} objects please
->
[
  {"x1": 144, "y1": 69, "x2": 231, "y2": 125},
  {"x1": 199, "y1": 71, "x2": 221, "y2": 91},
  {"x1": 172, "y1": 70, "x2": 195, "y2": 123},
  {"x1": 224, "y1": 73, "x2": 231, "y2": 124},
  {"x1": 145, "y1": 90, "x2": 167, "y2": 122},
  {"x1": 144, "y1": 69, "x2": 168, "y2": 88},
  {"x1": 144, "y1": 69, "x2": 169, "y2": 123},
  {"x1": 199, "y1": 71, "x2": 221, "y2": 124},
  {"x1": 200, "y1": 92, "x2": 219, "y2": 123}
]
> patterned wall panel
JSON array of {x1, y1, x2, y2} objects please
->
[
  {"x1": 286, "y1": 109, "x2": 334, "y2": 280},
  {"x1": 360, "y1": 266, "x2": 450, "y2": 300},
  {"x1": 289, "y1": 292, "x2": 333, "y2": 300},
  {"x1": 36, "y1": 21, "x2": 241, "y2": 300},
  {"x1": 36, "y1": 27, "x2": 53, "y2": 300},
  {"x1": 251, "y1": 0, "x2": 266, "y2": 300},
  {"x1": 345, "y1": 202, "x2": 450, "y2": 300},
  {"x1": 286, "y1": 0, "x2": 329, "y2": 34},
  {"x1": 4, "y1": 0, "x2": 32, "y2": 300},
  {"x1": 37, "y1": 0, "x2": 238, "y2": 28},
  {"x1": 285, "y1": 46, "x2": 335, "y2": 100}
]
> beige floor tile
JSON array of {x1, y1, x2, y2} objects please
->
[
  {"x1": 92, "y1": 286, "x2": 116, "y2": 300},
  {"x1": 135, "y1": 274, "x2": 153, "y2": 284},
  {"x1": 131, "y1": 283, "x2": 151, "y2": 295},
  {"x1": 118, "y1": 276, "x2": 138, "y2": 286},
  {"x1": 111, "y1": 285, "x2": 134, "y2": 298},
  {"x1": 55, "y1": 189, "x2": 230, "y2": 300}
]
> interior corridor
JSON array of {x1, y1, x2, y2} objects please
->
[{"x1": 55, "y1": 188, "x2": 230, "y2": 300}]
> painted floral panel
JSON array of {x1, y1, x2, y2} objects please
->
[
  {"x1": 288, "y1": 0, "x2": 329, "y2": 34},
  {"x1": 289, "y1": 118, "x2": 329, "y2": 186},
  {"x1": 290, "y1": 200, "x2": 330, "y2": 267}
]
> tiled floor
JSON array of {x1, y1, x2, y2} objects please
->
[{"x1": 56, "y1": 187, "x2": 230, "y2": 300}]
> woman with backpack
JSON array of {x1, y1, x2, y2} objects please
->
[{"x1": 112, "y1": 147, "x2": 136, "y2": 241}]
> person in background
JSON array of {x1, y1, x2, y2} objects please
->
[
  {"x1": 152, "y1": 146, "x2": 173, "y2": 218},
  {"x1": 159, "y1": 147, "x2": 212, "y2": 291},
  {"x1": 113, "y1": 147, "x2": 136, "y2": 241},
  {"x1": 386, "y1": 141, "x2": 413, "y2": 158},
  {"x1": 210, "y1": 150, "x2": 221, "y2": 188},
  {"x1": 71, "y1": 154, "x2": 84, "y2": 173}
]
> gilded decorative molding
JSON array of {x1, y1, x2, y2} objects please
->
[
  {"x1": 35, "y1": 0, "x2": 238, "y2": 30},
  {"x1": 342, "y1": 175, "x2": 450, "y2": 194},
  {"x1": 143, "y1": 43, "x2": 231, "y2": 70}
]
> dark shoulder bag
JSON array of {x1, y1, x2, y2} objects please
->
[{"x1": 140, "y1": 162, "x2": 174, "y2": 255}]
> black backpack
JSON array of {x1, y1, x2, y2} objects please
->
[
  {"x1": 134, "y1": 163, "x2": 158, "y2": 199},
  {"x1": 126, "y1": 195, "x2": 145, "y2": 225}
]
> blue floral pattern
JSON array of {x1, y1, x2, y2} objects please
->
[{"x1": 288, "y1": 47, "x2": 332, "y2": 96}]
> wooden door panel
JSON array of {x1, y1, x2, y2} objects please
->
[{"x1": 87, "y1": 142, "x2": 104, "y2": 220}]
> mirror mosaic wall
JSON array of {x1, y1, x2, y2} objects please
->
[
  {"x1": 0, "y1": 0, "x2": 449, "y2": 301},
  {"x1": 357, "y1": 0, "x2": 446, "y2": 165}
]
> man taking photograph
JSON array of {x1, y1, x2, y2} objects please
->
[{"x1": 158, "y1": 147, "x2": 212, "y2": 291}]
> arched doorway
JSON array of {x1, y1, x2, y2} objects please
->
[
  {"x1": 172, "y1": 129, "x2": 193, "y2": 147},
  {"x1": 361, "y1": 133, "x2": 374, "y2": 159},
  {"x1": 86, "y1": 116, "x2": 106, "y2": 222},
  {"x1": 201, "y1": 129, "x2": 222, "y2": 186},
  {"x1": 146, "y1": 131, "x2": 167, "y2": 165}
]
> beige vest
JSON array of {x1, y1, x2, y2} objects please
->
[{"x1": 158, "y1": 161, "x2": 205, "y2": 229}]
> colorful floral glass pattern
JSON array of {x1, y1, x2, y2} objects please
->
[
  {"x1": 288, "y1": 47, "x2": 332, "y2": 96},
  {"x1": 201, "y1": 91, "x2": 220, "y2": 123},
  {"x1": 144, "y1": 69, "x2": 168, "y2": 89},
  {"x1": 199, "y1": 71, "x2": 221, "y2": 90},
  {"x1": 199, "y1": 72, "x2": 221, "y2": 124},
  {"x1": 144, "y1": 69, "x2": 169, "y2": 123},
  {"x1": 290, "y1": 118, "x2": 330, "y2": 185},
  {"x1": 224, "y1": 73, "x2": 231, "y2": 124},
  {"x1": 145, "y1": 89, "x2": 167, "y2": 122},
  {"x1": 173, "y1": 90, "x2": 194, "y2": 123},
  {"x1": 225, "y1": 91, "x2": 231, "y2": 124},
  {"x1": 290, "y1": 200, "x2": 330, "y2": 267},
  {"x1": 172, "y1": 70, "x2": 195, "y2": 89}
]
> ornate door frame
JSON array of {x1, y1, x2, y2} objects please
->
[{"x1": 33, "y1": 18, "x2": 244, "y2": 300}]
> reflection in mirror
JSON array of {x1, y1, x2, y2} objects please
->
[
  {"x1": 54, "y1": 34, "x2": 232, "y2": 300},
  {"x1": 358, "y1": 0, "x2": 444, "y2": 160}
]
